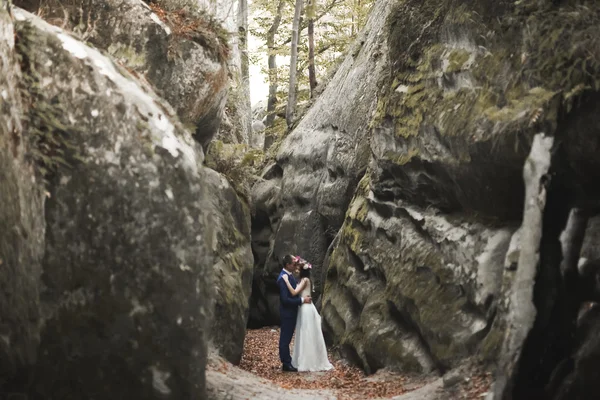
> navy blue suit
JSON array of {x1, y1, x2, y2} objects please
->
[{"x1": 277, "y1": 270, "x2": 302, "y2": 366}]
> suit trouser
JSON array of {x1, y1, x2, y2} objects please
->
[{"x1": 279, "y1": 316, "x2": 296, "y2": 365}]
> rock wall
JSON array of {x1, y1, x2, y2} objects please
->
[
  {"x1": 14, "y1": 0, "x2": 229, "y2": 148},
  {"x1": 323, "y1": 170, "x2": 516, "y2": 373},
  {"x1": 9, "y1": 0, "x2": 254, "y2": 370},
  {"x1": 248, "y1": 0, "x2": 379, "y2": 325},
  {"x1": 205, "y1": 168, "x2": 253, "y2": 364},
  {"x1": 250, "y1": 1, "x2": 600, "y2": 398},
  {"x1": 3, "y1": 8, "x2": 215, "y2": 398},
  {"x1": 0, "y1": 2, "x2": 255, "y2": 397},
  {"x1": 0, "y1": 0, "x2": 45, "y2": 380}
]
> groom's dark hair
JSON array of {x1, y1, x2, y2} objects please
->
[{"x1": 282, "y1": 254, "x2": 295, "y2": 268}]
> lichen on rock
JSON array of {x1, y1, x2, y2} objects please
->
[
  {"x1": 3, "y1": 8, "x2": 216, "y2": 398},
  {"x1": 253, "y1": 0, "x2": 600, "y2": 386},
  {"x1": 0, "y1": 0, "x2": 45, "y2": 380},
  {"x1": 322, "y1": 171, "x2": 515, "y2": 374},
  {"x1": 14, "y1": 0, "x2": 230, "y2": 148},
  {"x1": 204, "y1": 167, "x2": 253, "y2": 364}
]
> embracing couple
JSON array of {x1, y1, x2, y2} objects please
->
[{"x1": 277, "y1": 254, "x2": 333, "y2": 372}]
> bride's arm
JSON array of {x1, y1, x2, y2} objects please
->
[{"x1": 282, "y1": 275, "x2": 307, "y2": 296}]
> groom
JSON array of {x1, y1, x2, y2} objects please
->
[{"x1": 278, "y1": 254, "x2": 311, "y2": 372}]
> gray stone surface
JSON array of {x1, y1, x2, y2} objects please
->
[
  {"x1": 248, "y1": 0, "x2": 382, "y2": 325},
  {"x1": 205, "y1": 168, "x2": 253, "y2": 364},
  {"x1": 0, "y1": 0, "x2": 45, "y2": 381},
  {"x1": 14, "y1": 0, "x2": 229, "y2": 147},
  {"x1": 206, "y1": 354, "x2": 335, "y2": 400},
  {"x1": 4, "y1": 8, "x2": 217, "y2": 398},
  {"x1": 251, "y1": 1, "x2": 600, "y2": 394}
]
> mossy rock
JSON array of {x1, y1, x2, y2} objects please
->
[{"x1": 368, "y1": 0, "x2": 600, "y2": 221}]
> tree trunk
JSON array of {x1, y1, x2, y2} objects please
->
[
  {"x1": 263, "y1": 0, "x2": 285, "y2": 150},
  {"x1": 307, "y1": 0, "x2": 317, "y2": 98},
  {"x1": 265, "y1": 0, "x2": 285, "y2": 127},
  {"x1": 351, "y1": 1, "x2": 355, "y2": 37},
  {"x1": 238, "y1": 0, "x2": 252, "y2": 144},
  {"x1": 285, "y1": 0, "x2": 304, "y2": 128}
]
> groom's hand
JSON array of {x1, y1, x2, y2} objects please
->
[{"x1": 303, "y1": 296, "x2": 312, "y2": 304}]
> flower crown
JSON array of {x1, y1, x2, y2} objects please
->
[{"x1": 293, "y1": 255, "x2": 312, "y2": 270}]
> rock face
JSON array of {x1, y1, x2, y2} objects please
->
[
  {"x1": 204, "y1": 0, "x2": 253, "y2": 146},
  {"x1": 0, "y1": 0, "x2": 45, "y2": 380},
  {"x1": 205, "y1": 168, "x2": 253, "y2": 364},
  {"x1": 2, "y1": 8, "x2": 218, "y2": 398},
  {"x1": 249, "y1": 163, "x2": 284, "y2": 327},
  {"x1": 248, "y1": 0, "x2": 377, "y2": 325},
  {"x1": 316, "y1": 0, "x2": 527, "y2": 375},
  {"x1": 251, "y1": 0, "x2": 600, "y2": 397},
  {"x1": 14, "y1": 0, "x2": 229, "y2": 148},
  {"x1": 323, "y1": 171, "x2": 516, "y2": 373},
  {"x1": 326, "y1": 0, "x2": 600, "y2": 386},
  {"x1": 10, "y1": 0, "x2": 254, "y2": 371}
]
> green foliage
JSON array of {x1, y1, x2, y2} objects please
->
[
  {"x1": 14, "y1": 21, "x2": 83, "y2": 185},
  {"x1": 250, "y1": 0, "x2": 375, "y2": 105},
  {"x1": 205, "y1": 141, "x2": 265, "y2": 202},
  {"x1": 263, "y1": 117, "x2": 288, "y2": 158}
]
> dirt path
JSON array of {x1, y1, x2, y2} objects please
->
[
  {"x1": 207, "y1": 356, "x2": 336, "y2": 400},
  {"x1": 206, "y1": 327, "x2": 494, "y2": 400}
]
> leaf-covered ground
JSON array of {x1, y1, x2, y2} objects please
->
[
  {"x1": 236, "y1": 327, "x2": 493, "y2": 399},
  {"x1": 239, "y1": 327, "x2": 413, "y2": 399}
]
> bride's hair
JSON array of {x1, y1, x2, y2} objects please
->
[{"x1": 299, "y1": 267, "x2": 311, "y2": 279}]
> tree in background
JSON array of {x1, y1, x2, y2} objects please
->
[
  {"x1": 307, "y1": 0, "x2": 317, "y2": 98},
  {"x1": 285, "y1": 0, "x2": 304, "y2": 128},
  {"x1": 250, "y1": 0, "x2": 374, "y2": 147},
  {"x1": 263, "y1": 0, "x2": 286, "y2": 149}
]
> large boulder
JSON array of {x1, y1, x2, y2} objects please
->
[
  {"x1": 248, "y1": 163, "x2": 284, "y2": 327},
  {"x1": 323, "y1": 0, "x2": 600, "y2": 391},
  {"x1": 322, "y1": 171, "x2": 515, "y2": 374},
  {"x1": 247, "y1": 0, "x2": 377, "y2": 324},
  {"x1": 0, "y1": 0, "x2": 45, "y2": 380},
  {"x1": 205, "y1": 168, "x2": 253, "y2": 364},
  {"x1": 3, "y1": 8, "x2": 217, "y2": 398},
  {"x1": 249, "y1": 0, "x2": 600, "y2": 395},
  {"x1": 13, "y1": 0, "x2": 254, "y2": 367},
  {"x1": 14, "y1": 0, "x2": 229, "y2": 147}
]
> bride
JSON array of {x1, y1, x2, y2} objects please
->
[{"x1": 282, "y1": 256, "x2": 333, "y2": 372}]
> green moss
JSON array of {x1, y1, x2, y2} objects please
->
[
  {"x1": 205, "y1": 140, "x2": 265, "y2": 203},
  {"x1": 356, "y1": 171, "x2": 372, "y2": 197},
  {"x1": 445, "y1": 49, "x2": 470, "y2": 73},
  {"x1": 371, "y1": 43, "x2": 445, "y2": 139},
  {"x1": 521, "y1": 4, "x2": 600, "y2": 96},
  {"x1": 477, "y1": 323, "x2": 506, "y2": 363},
  {"x1": 484, "y1": 87, "x2": 557, "y2": 123},
  {"x1": 15, "y1": 21, "x2": 84, "y2": 185},
  {"x1": 355, "y1": 202, "x2": 369, "y2": 223},
  {"x1": 107, "y1": 44, "x2": 147, "y2": 68},
  {"x1": 341, "y1": 221, "x2": 363, "y2": 253},
  {"x1": 371, "y1": 0, "x2": 600, "y2": 150},
  {"x1": 383, "y1": 148, "x2": 420, "y2": 166}
]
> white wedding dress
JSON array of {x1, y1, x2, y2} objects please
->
[{"x1": 291, "y1": 278, "x2": 334, "y2": 372}]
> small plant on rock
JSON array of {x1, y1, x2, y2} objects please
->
[{"x1": 205, "y1": 141, "x2": 265, "y2": 203}]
